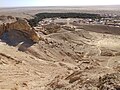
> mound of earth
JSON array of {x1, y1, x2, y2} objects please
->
[{"x1": 41, "y1": 23, "x2": 61, "y2": 35}]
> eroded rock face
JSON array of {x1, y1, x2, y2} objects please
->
[
  {"x1": 0, "y1": 18, "x2": 40, "y2": 43},
  {"x1": 0, "y1": 23, "x2": 6, "y2": 36},
  {"x1": 0, "y1": 30, "x2": 33, "y2": 46}
]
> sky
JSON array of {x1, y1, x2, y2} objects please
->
[{"x1": 0, "y1": 0, "x2": 120, "y2": 7}]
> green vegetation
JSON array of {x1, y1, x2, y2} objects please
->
[{"x1": 28, "y1": 13, "x2": 101, "y2": 26}]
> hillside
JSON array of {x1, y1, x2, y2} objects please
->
[
  {"x1": 0, "y1": 9, "x2": 120, "y2": 89},
  {"x1": 0, "y1": 22, "x2": 120, "y2": 90}
]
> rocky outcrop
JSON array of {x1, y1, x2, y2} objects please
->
[
  {"x1": 98, "y1": 73, "x2": 120, "y2": 90},
  {"x1": 0, "y1": 18, "x2": 40, "y2": 43},
  {"x1": 0, "y1": 23, "x2": 6, "y2": 36},
  {"x1": 41, "y1": 23, "x2": 61, "y2": 35}
]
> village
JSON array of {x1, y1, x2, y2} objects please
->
[{"x1": 42, "y1": 15, "x2": 120, "y2": 26}]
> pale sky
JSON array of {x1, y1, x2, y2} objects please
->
[{"x1": 0, "y1": 0, "x2": 120, "y2": 7}]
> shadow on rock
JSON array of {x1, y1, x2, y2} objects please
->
[{"x1": 0, "y1": 29, "x2": 35, "y2": 51}]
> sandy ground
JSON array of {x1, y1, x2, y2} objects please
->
[{"x1": 0, "y1": 25, "x2": 120, "y2": 89}]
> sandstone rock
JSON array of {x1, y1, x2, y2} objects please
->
[
  {"x1": 42, "y1": 23, "x2": 61, "y2": 34},
  {"x1": 0, "y1": 18, "x2": 40, "y2": 43},
  {"x1": 98, "y1": 73, "x2": 120, "y2": 90},
  {"x1": 62, "y1": 25, "x2": 75, "y2": 31},
  {"x1": 0, "y1": 23, "x2": 6, "y2": 36}
]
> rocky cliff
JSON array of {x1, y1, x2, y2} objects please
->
[{"x1": 0, "y1": 18, "x2": 40, "y2": 43}]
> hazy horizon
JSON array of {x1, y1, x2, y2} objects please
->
[{"x1": 1, "y1": 0, "x2": 120, "y2": 7}]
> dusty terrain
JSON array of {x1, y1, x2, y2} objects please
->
[
  {"x1": 1, "y1": 5, "x2": 120, "y2": 19},
  {"x1": 0, "y1": 7, "x2": 120, "y2": 90}
]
